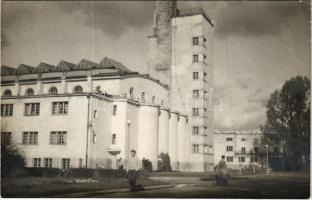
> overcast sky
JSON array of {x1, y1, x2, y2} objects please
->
[{"x1": 2, "y1": 1, "x2": 310, "y2": 132}]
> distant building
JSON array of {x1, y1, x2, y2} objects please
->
[
  {"x1": 1, "y1": 1, "x2": 215, "y2": 172},
  {"x1": 214, "y1": 132, "x2": 263, "y2": 169}
]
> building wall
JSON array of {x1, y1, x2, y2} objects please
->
[
  {"x1": 1, "y1": 95, "x2": 89, "y2": 168},
  {"x1": 168, "y1": 111, "x2": 178, "y2": 170},
  {"x1": 171, "y1": 14, "x2": 214, "y2": 172},
  {"x1": 214, "y1": 132, "x2": 262, "y2": 169},
  {"x1": 158, "y1": 109, "x2": 170, "y2": 154}
]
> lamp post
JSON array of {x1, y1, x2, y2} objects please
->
[
  {"x1": 252, "y1": 150, "x2": 255, "y2": 173},
  {"x1": 265, "y1": 144, "x2": 269, "y2": 175}
]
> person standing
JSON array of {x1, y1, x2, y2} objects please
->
[
  {"x1": 125, "y1": 149, "x2": 142, "y2": 192},
  {"x1": 215, "y1": 155, "x2": 228, "y2": 186}
]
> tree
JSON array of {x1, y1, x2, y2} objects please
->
[
  {"x1": 1, "y1": 144, "x2": 26, "y2": 177},
  {"x1": 261, "y1": 75, "x2": 310, "y2": 170}
]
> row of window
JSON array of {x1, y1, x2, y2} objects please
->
[
  {"x1": 192, "y1": 144, "x2": 211, "y2": 154},
  {"x1": 226, "y1": 146, "x2": 259, "y2": 153},
  {"x1": 1, "y1": 102, "x2": 68, "y2": 117},
  {"x1": 2, "y1": 85, "x2": 84, "y2": 97},
  {"x1": 2, "y1": 131, "x2": 117, "y2": 146},
  {"x1": 192, "y1": 126, "x2": 207, "y2": 135},
  {"x1": 192, "y1": 72, "x2": 207, "y2": 80},
  {"x1": 32, "y1": 158, "x2": 74, "y2": 169},
  {"x1": 192, "y1": 90, "x2": 208, "y2": 98},
  {"x1": 1, "y1": 131, "x2": 67, "y2": 145},
  {"x1": 226, "y1": 137, "x2": 260, "y2": 144},
  {"x1": 192, "y1": 107, "x2": 208, "y2": 117},
  {"x1": 226, "y1": 156, "x2": 247, "y2": 163},
  {"x1": 192, "y1": 36, "x2": 206, "y2": 46}
]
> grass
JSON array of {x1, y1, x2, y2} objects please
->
[{"x1": 1, "y1": 176, "x2": 166, "y2": 198}]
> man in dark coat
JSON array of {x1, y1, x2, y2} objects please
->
[{"x1": 215, "y1": 155, "x2": 228, "y2": 186}]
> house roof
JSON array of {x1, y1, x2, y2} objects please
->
[
  {"x1": 1, "y1": 65, "x2": 16, "y2": 76},
  {"x1": 99, "y1": 57, "x2": 132, "y2": 72},
  {"x1": 37, "y1": 62, "x2": 55, "y2": 73},
  {"x1": 55, "y1": 60, "x2": 76, "y2": 72},
  {"x1": 16, "y1": 64, "x2": 36, "y2": 74}
]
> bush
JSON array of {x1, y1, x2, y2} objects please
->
[
  {"x1": 1, "y1": 144, "x2": 25, "y2": 177},
  {"x1": 142, "y1": 158, "x2": 153, "y2": 173},
  {"x1": 158, "y1": 153, "x2": 172, "y2": 172},
  {"x1": 25, "y1": 167, "x2": 62, "y2": 177}
]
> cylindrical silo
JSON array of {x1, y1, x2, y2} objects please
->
[
  {"x1": 137, "y1": 105, "x2": 159, "y2": 171},
  {"x1": 177, "y1": 115, "x2": 187, "y2": 171},
  {"x1": 168, "y1": 111, "x2": 178, "y2": 170},
  {"x1": 158, "y1": 108, "x2": 169, "y2": 154}
]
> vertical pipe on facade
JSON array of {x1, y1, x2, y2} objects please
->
[{"x1": 85, "y1": 94, "x2": 91, "y2": 168}]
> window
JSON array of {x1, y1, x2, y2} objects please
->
[
  {"x1": 226, "y1": 146, "x2": 233, "y2": 152},
  {"x1": 203, "y1": 145, "x2": 209, "y2": 153},
  {"x1": 22, "y1": 132, "x2": 38, "y2": 145},
  {"x1": 254, "y1": 147, "x2": 259, "y2": 153},
  {"x1": 203, "y1": 54, "x2": 207, "y2": 63},
  {"x1": 50, "y1": 131, "x2": 67, "y2": 144},
  {"x1": 241, "y1": 138, "x2": 246, "y2": 141},
  {"x1": 193, "y1": 54, "x2": 199, "y2": 62},
  {"x1": 33, "y1": 158, "x2": 41, "y2": 167},
  {"x1": 241, "y1": 147, "x2": 246, "y2": 153},
  {"x1": 192, "y1": 144, "x2": 199, "y2": 153},
  {"x1": 193, "y1": 90, "x2": 199, "y2": 97},
  {"x1": 226, "y1": 156, "x2": 233, "y2": 162},
  {"x1": 73, "y1": 85, "x2": 83, "y2": 93},
  {"x1": 129, "y1": 87, "x2": 134, "y2": 99},
  {"x1": 161, "y1": 100, "x2": 164, "y2": 106},
  {"x1": 1, "y1": 132, "x2": 11, "y2": 145},
  {"x1": 226, "y1": 137, "x2": 233, "y2": 141},
  {"x1": 112, "y1": 134, "x2": 116, "y2": 144},
  {"x1": 94, "y1": 110, "x2": 97, "y2": 118},
  {"x1": 25, "y1": 88, "x2": 34, "y2": 96},
  {"x1": 61, "y1": 158, "x2": 70, "y2": 169},
  {"x1": 152, "y1": 96, "x2": 156, "y2": 104},
  {"x1": 1, "y1": 104, "x2": 13, "y2": 116},
  {"x1": 253, "y1": 138, "x2": 259, "y2": 145},
  {"x1": 92, "y1": 134, "x2": 96, "y2": 143},
  {"x1": 141, "y1": 92, "x2": 146, "y2": 103},
  {"x1": 192, "y1": 126, "x2": 199, "y2": 135},
  {"x1": 192, "y1": 108, "x2": 199, "y2": 116},
  {"x1": 238, "y1": 157, "x2": 245, "y2": 162},
  {"x1": 192, "y1": 37, "x2": 199, "y2": 45},
  {"x1": 3, "y1": 89, "x2": 12, "y2": 96},
  {"x1": 44, "y1": 158, "x2": 52, "y2": 168},
  {"x1": 48, "y1": 87, "x2": 58, "y2": 95},
  {"x1": 24, "y1": 103, "x2": 40, "y2": 116},
  {"x1": 193, "y1": 72, "x2": 199, "y2": 80},
  {"x1": 52, "y1": 102, "x2": 68, "y2": 115},
  {"x1": 113, "y1": 105, "x2": 117, "y2": 115}
]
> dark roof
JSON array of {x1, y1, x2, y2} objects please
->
[
  {"x1": 1, "y1": 65, "x2": 16, "y2": 76},
  {"x1": 37, "y1": 62, "x2": 55, "y2": 73},
  {"x1": 16, "y1": 64, "x2": 36, "y2": 75},
  {"x1": 175, "y1": 8, "x2": 214, "y2": 27},
  {"x1": 76, "y1": 59, "x2": 99, "y2": 70},
  {"x1": 55, "y1": 60, "x2": 76, "y2": 72},
  {"x1": 100, "y1": 57, "x2": 132, "y2": 72}
]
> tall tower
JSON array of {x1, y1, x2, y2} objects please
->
[
  {"x1": 148, "y1": 1, "x2": 214, "y2": 172},
  {"x1": 147, "y1": 1, "x2": 177, "y2": 86}
]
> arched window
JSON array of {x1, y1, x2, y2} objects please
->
[
  {"x1": 48, "y1": 87, "x2": 58, "y2": 95},
  {"x1": 3, "y1": 89, "x2": 12, "y2": 96},
  {"x1": 73, "y1": 85, "x2": 83, "y2": 93},
  {"x1": 141, "y1": 92, "x2": 146, "y2": 103},
  {"x1": 129, "y1": 87, "x2": 134, "y2": 99},
  {"x1": 152, "y1": 96, "x2": 156, "y2": 105},
  {"x1": 25, "y1": 88, "x2": 34, "y2": 96}
]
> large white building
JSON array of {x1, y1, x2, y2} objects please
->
[{"x1": 1, "y1": 2, "x2": 215, "y2": 172}]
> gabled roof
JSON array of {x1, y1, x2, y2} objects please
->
[
  {"x1": 55, "y1": 60, "x2": 76, "y2": 72},
  {"x1": 16, "y1": 64, "x2": 36, "y2": 74},
  {"x1": 76, "y1": 59, "x2": 99, "y2": 70},
  {"x1": 1, "y1": 65, "x2": 16, "y2": 76},
  {"x1": 37, "y1": 62, "x2": 55, "y2": 73},
  {"x1": 100, "y1": 57, "x2": 132, "y2": 72}
]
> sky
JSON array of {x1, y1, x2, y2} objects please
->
[{"x1": 2, "y1": 1, "x2": 311, "y2": 132}]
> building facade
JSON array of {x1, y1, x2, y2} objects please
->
[
  {"x1": 1, "y1": 1, "x2": 215, "y2": 172},
  {"x1": 214, "y1": 132, "x2": 262, "y2": 170}
]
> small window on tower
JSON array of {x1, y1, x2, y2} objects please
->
[
  {"x1": 113, "y1": 105, "x2": 117, "y2": 116},
  {"x1": 193, "y1": 90, "x2": 199, "y2": 97},
  {"x1": 112, "y1": 134, "x2": 116, "y2": 145},
  {"x1": 193, "y1": 72, "x2": 199, "y2": 80},
  {"x1": 193, "y1": 54, "x2": 199, "y2": 62},
  {"x1": 193, "y1": 37, "x2": 199, "y2": 45}
]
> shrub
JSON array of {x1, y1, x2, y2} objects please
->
[
  {"x1": 142, "y1": 158, "x2": 153, "y2": 173},
  {"x1": 63, "y1": 168, "x2": 126, "y2": 178},
  {"x1": 1, "y1": 144, "x2": 25, "y2": 177},
  {"x1": 25, "y1": 167, "x2": 62, "y2": 177},
  {"x1": 158, "y1": 153, "x2": 172, "y2": 172}
]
